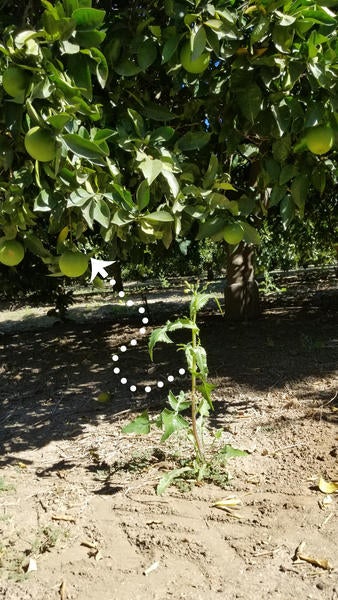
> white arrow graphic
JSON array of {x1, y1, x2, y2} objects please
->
[{"x1": 90, "y1": 258, "x2": 115, "y2": 282}]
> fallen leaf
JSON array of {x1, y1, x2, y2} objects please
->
[
  {"x1": 318, "y1": 495, "x2": 333, "y2": 510},
  {"x1": 143, "y1": 561, "x2": 160, "y2": 576},
  {"x1": 59, "y1": 580, "x2": 66, "y2": 600},
  {"x1": 96, "y1": 392, "x2": 111, "y2": 403},
  {"x1": 212, "y1": 496, "x2": 243, "y2": 519},
  {"x1": 297, "y1": 553, "x2": 332, "y2": 570},
  {"x1": 294, "y1": 541, "x2": 333, "y2": 571},
  {"x1": 318, "y1": 477, "x2": 338, "y2": 494},
  {"x1": 212, "y1": 496, "x2": 242, "y2": 508},
  {"x1": 26, "y1": 557, "x2": 37, "y2": 573},
  {"x1": 52, "y1": 514, "x2": 76, "y2": 523},
  {"x1": 81, "y1": 540, "x2": 98, "y2": 550}
]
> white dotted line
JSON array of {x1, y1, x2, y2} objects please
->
[{"x1": 108, "y1": 293, "x2": 187, "y2": 395}]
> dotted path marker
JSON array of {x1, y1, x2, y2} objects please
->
[
  {"x1": 108, "y1": 291, "x2": 186, "y2": 395},
  {"x1": 89, "y1": 260, "x2": 186, "y2": 396}
]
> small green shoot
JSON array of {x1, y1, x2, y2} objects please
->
[
  {"x1": 0, "y1": 477, "x2": 15, "y2": 492},
  {"x1": 123, "y1": 282, "x2": 244, "y2": 494}
]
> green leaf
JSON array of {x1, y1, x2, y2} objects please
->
[
  {"x1": 111, "y1": 209, "x2": 133, "y2": 227},
  {"x1": 301, "y1": 8, "x2": 337, "y2": 25},
  {"x1": 75, "y1": 29, "x2": 106, "y2": 48},
  {"x1": 22, "y1": 232, "x2": 50, "y2": 258},
  {"x1": 209, "y1": 193, "x2": 238, "y2": 214},
  {"x1": 160, "y1": 408, "x2": 189, "y2": 441},
  {"x1": 196, "y1": 216, "x2": 227, "y2": 240},
  {"x1": 241, "y1": 222, "x2": 261, "y2": 245},
  {"x1": 167, "y1": 390, "x2": 190, "y2": 412},
  {"x1": 82, "y1": 47, "x2": 108, "y2": 88},
  {"x1": 63, "y1": 133, "x2": 108, "y2": 162},
  {"x1": 167, "y1": 317, "x2": 195, "y2": 332},
  {"x1": 46, "y1": 113, "x2": 72, "y2": 130},
  {"x1": 177, "y1": 132, "x2": 211, "y2": 151},
  {"x1": 92, "y1": 198, "x2": 110, "y2": 228},
  {"x1": 194, "y1": 345, "x2": 208, "y2": 375},
  {"x1": 269, "y1": 185, "x2": 286, "y2": 208},
  {"x1": 122, "y1": 412, "x2": 151, "y2": 435},
  {"x1": 275, "y1": 11, "x2": 296, "y2": 27},
  {"x1": 149, "y1": 126, "x2": 175, "y2": 143},
  {"x1": 149, "y1": 25, "x2": 161, "y2": 38},
  {"x1": 72, "y1": 8, "x2": 105, "y2": 31},
  {"x1": 191, "y1": 292, "x2": 211, "y2": 313},
  {"x1": 191, "y1": 25, "x2": 207, "y2": 60},
  {"x1": 162, "y1": 170, "x2": 179, "y2": 198},
  {"x1": 149, "y1": 326, "x2": 173, "y2": 360},
  {"x1": 279, "y1": 163, "x2": 298, "y2": 185},
  {"x1": 139, "y1": 157, "x2": 163, "y2": 185},
  {"x1": 280, "y1": 195, "x2": 295, "y2": 228},
  {"x1": 128, "y1": 108, "x2": 145, "y2": 138},
  {"x1": 137, "y1": 38, "x2": 157, "y2": 70},
  {"x1": 311, "y1": 164, "x2": 326, "y2": 195},
  {"x1": 291, "y1": 174, "x2": 308, "y2": 216},
  {"x1": 162, "y1": 33, "x2": 181, "y2": 64},
  {"x1": 93, "y1": 128, "x2": 115, "y2": 143},
  {"x1": 197, "y1": 381, "x2": 215, "y2": 408},
  {"x1": 143, "y1": 211, "x2": 174, "y2": 223},
  {"x1": 67, "y1": 188, "x2": 94, "y2": 207},
  {"x1": 142, "y1": 104, "x2": 175, "y2": 121},
  {"x1": 272, "y1": 136, "x2": 291, "y2": 163},
  {"x1": 237, "y1": 83, "x2": 262, "y2": 122},
  {"x1": 114, "y1": 59, "x2": 142, "y2": 77},
  {"x1": 219, "y1": 445, "x2": 248, "y2": 458},
  {"x1": 156, "y1": 467, "x2": 192, "y2": 495},
  {"x1": 272, "y1": 24, "x2": 294, "y2": 53},
  {"x1": 204, "y1": 19, "x2": 223, "y2": 31},
  {"x1": 250, "y1": 16, "x2": 270, "y2": 44},
  {"x1": 136, "y1": 180, "x2": 150, "y2": 210},
  {"x1": 203, "y1": 154, "x2": 218, "y2": 189},
  {"x1": 238, "y1": 195, "x2": 256, "y2": 216}
]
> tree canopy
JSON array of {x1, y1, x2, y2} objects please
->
[{"x1": 0, "y1": 0, "x2": 337, "y2": 275}]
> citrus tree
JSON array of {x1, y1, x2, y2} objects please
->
[{"x1": 0, "y1": 0, "x2": 337, "y2": 315}]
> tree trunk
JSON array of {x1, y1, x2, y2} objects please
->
[
  {"x1": 110, "y1": 261, "x2": 123, "y2": 292},
  {"x1": 224, "y1": 243, "x2": 261, "y2": 321}
]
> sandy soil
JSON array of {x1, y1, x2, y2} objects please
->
[{"x1": 0, "y1": 277, "x2": 337, "y2": 600}]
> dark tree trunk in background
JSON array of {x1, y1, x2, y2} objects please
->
[
  {"x1": 110, "y1": 261, "x2": 123, "y2": 292},
  {"x1": 224, "y1": 243, "x2": 261, "y2": 321}
]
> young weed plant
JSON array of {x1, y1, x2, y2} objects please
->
[{"x1": 123, "y1": 282, "x2": 247, "y2": 494}]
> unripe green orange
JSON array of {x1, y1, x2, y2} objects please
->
[
  {"x1": 180, "y1": 43, "x2": 210, "y2": 74},
  {"x1": 2, "y1": 66, "x2": 30, "y2": 97},
  {"x1": 305, "y1": 126, "x2": 334, "y2": 155},
  {"x1": 0, "y1": 239, "x2": 25, "y2": 266},
  {"x1": 223, "y1": 223, "x2": 244, "y2": 245},
  {"x1": 24, "y1": 127, "x2": 57, "y2": 162},
  {"x1": 59, "y1": 251, "x2": 88, "y2": 278}
]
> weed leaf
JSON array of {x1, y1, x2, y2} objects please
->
[
  {"x1": 161, "y1": 408, "x2": 189, "y2": 441},
  {"x1": 157, "y1": 467, "x2": 192, "y2": 495},
  {"x1": 122, "y1": 411, "x2": 151, "y2": 434},
  {"x1": 167, "y1": 390, "x2": 190, "y2": 412},
  {"x1": 219, "y1": 445, "x2": 248, "y2": 458},
  {"x1": 149, "y1": 326, "x2": 173, "y2": 360}
]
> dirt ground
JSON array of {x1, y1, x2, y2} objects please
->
[{"x1": 0, "y1": 274, "x2": 337, "y2": 600}]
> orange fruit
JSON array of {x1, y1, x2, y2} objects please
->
[
  {"x1": 59, "y1": 251, "x2": 88, "y2": 278},
  {"x1": 0, "y1": 239, "x2": 25, "y2": 266},
  {"x1": 223, "y1": 223, "x2": 244, "y2": 245},
  {"x1": 24, "y1": 127, "x2": 57, "y2": 162},
  {"x1": 3, "y1": 66, "x2": 30, "y2": 97},
  {"x1": 305, "y1": 126, "x2": 334, "y2": 155}
]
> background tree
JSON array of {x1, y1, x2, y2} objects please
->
[{"x1": 0, "y1": 0, "x2": 336, "y2": 314}]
